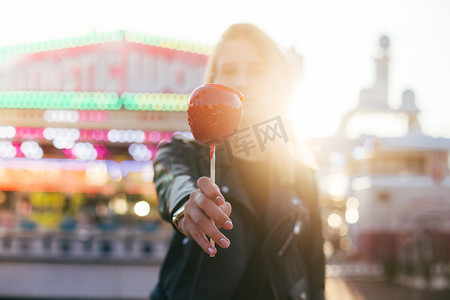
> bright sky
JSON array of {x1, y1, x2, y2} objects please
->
[{"x1": 1, "y1": 0, "x2": 449, "y2": 138}]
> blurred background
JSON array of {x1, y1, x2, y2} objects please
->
[{"x1": 0, "y1": 0, "x2": 449, "y2": 299}]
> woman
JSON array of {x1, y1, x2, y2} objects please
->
[{"x1": 151, "y1": 23, "x2": 325, "y2": 300}]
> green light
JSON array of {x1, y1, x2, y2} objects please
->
[
  {"x1": 0, "y1": 32, "x2": 126, "y2": 63},
  {"x1": 124, "y1": 32, "x2": 211, "y2": 54},
  {"x1": 0, "y1": 91, "x2": 121, "y2": 110},
  {"x1": 121, "y1": 93, "x2": 188, "y2": 111},
  {"x1": 0, "y1": 91, "x2": 190, "y2": 111},
  {"x1": 1, "y1": 30, "x2": 210, "y2": 64}
]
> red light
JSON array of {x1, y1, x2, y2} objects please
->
[{"x1": 12, "y1": 142, "x2": 24, "y2": 158}]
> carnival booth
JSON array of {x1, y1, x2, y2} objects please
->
[{"x1": 0, "y1": 31, "x2": 209, "y2": 298}]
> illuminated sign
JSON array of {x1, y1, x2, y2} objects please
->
[{"x1": 0, "y1": 41, "x2": 207, "y2": 94}]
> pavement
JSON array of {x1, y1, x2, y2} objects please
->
[
  {"x1": 325, "y1": 278, "x2": 450, "y2": 300},
  {"x1": 1, "y1": 260, "x2": 449, "y2": 299}
]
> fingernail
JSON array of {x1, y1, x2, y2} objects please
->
[
  {"x1": 216, "y1": 195, "x2": 225, "y2": 205},
  {"x1": 207, "y1": 247, "x2": 216, "y2": 255},
  {"x1": 224, "y1": 220, "x2": 233, "y2": 229},
  {"x1": 220, "y1": 238, "x2": 230, "y2": 248}
]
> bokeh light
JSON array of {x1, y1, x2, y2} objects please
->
[
  {"x1": 134, "y1": 201, "x2": 151, "y2": 217},
  {"x1": 327, "y1": 213, "x2": 342, "y2": 228}
]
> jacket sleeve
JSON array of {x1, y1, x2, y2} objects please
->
[
  {"x1": 153, "y1": 136, "x2": 199, "y2": 222},
  {"x1": 298, "y1": 165, "x2": 326, "y2": 300}
]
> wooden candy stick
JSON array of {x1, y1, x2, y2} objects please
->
[
  {"x1": 210, "y1": 143, "x2": 216, "y2": 257},
  {"x1": 187, "y1": 83, "x2": 244, "y2": 258}
]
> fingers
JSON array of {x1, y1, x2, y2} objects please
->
[
  {"x1": 181, "y1": 208, "x2": 231, "y2": 255},
  {"x1": 181, "y1": 216, "x2": 217, "y2": 256},
  {"x1": 187, "y1": 207, "x2": 231, "y2": 248},
  {"x1": 220, "y1": 202, "x2": 232, "y2": 217},
  {"x1": 197, "y1": 177, "x2": 225, "y2": 205},
  {"x1": 182, "y1": 179, "x2": 233, "y2": 256},
  {"x1": 190, "y1": 189, "x2": 232, "y2": 230}
]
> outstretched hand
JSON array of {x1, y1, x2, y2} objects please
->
[{"x1": 177, "y1": 176, "x2": 233, "y2": 256}]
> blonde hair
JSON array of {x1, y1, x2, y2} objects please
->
[
  {"x1": 205, "y1": 23, "x2": 308, "y2": 185},
  {"x1": 205, "y1": 23, "x2": 298, "y2": 110}
]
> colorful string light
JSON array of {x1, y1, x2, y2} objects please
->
[
  {"x1": 0, "y1": 91, "x2": 121, "y2": 110},
  {"x1": 9, "y1": 126, "x2": 175, "y2": 144},
  {"x1": 0, "y1": 140, "x2": 16, "y2": 158},
  {"x1": 0, "y1": 92, "x2": 189, "y2": 112},
  {"x1": 123, "y1": 32, "x2": 211, "y2": 55},
  {"x1": 0, "y1": 31, "x2": 210, "y2": 63},
  {"x1": 2, "y1": 123, "x2": 177, "y2": 160},
  {"x1": 121, "y1": 93, "x2": 189, "y2": 111},
  {"x1": 0, "y1": 126, "x2": 16, "y2": 139}
]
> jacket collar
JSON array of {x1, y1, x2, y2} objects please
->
[
  {"x1": 218, "y1": 145, "x2": 305, "y2": 229},
  {"x1": 190, "y1": 140, "x2": 258, "y2": 218},
  {"x1": 190, "y1": 139, "x2": 305, "y2": 227}
]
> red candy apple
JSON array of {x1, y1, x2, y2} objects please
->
[
  {"x1": 187, "y1": 83, "x2": 243, "y2": 256},
  {"x1": 187, "y1": 83, "x2": 244, "y2": 144}
]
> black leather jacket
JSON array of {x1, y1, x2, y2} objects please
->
[{"x1": 151, "y1": 135, "x2": 325, "y2": 300}]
